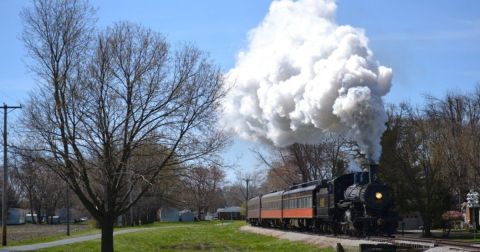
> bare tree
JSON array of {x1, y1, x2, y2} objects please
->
[
  {"x1": 424, "y1": 94, "x2": 467, "y2": 203},
  {"x1": 263, "y1": 160, "x2": 302, "y2": 191},
  {"x1": 180, "y1": 165, "x2": 225, "y2": 219},
  {"x1": 11, "y1": 153, "x2": 40, "y2": 223},
  {"x1": 222, "y1": 184, "x2": 245, "y2": 207},
  {"x1": 129, "y1": 179, "x2": 182, "y2": 225},
  {"x1": 254, "y1": 133, "x2": 350, "y2": 188},
  {"x1": 286, "y1": 134, "x2": 349, "y2": 181},
  {"x1": 467, "y1": 86, "x2": 480, "y2": 183},
  {"x1": 223, "y1": 170, "x2": 264, "y2": 207},
  {"x1": 424, "y1": 90, "x2": 480, "y2": 206},
  {"x1": 12, "y1": 144, "x2": 86, "y2": 224},
  {"x1": 380, "y1": 103, "x2": 451, "y2": 237},
  {"x1": 0, "y1": 168, "x2": 21, "y2": 218},
  {"x1": 21, "y1": 1, "x2": 226, "y2": 251},
  {"x1": 126, "y1": 145, "x2": 184, "y2": 225}
]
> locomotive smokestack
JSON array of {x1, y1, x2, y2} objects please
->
[{"x1": 369, "y1": 164, "x2": 378, "y2": 183}]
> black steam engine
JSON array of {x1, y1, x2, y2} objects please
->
[
  {"x1": 337, "y1": 165, "x2": 397, "y2": 235},
  {"x1": 247, "y1": 164, "x2": 398, "y2": 236}
]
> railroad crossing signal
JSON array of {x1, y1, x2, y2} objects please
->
[
  {"x1": 467, "y1": 189, "x2": 480, "y2": 237},
  {"x1": 467, "y1": 190, "x2": 480, "y2": 208}
]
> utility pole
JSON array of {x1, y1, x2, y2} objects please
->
[
  {"x1": 244, "y1": 178, "x2": 250, "y2": 221},
  {"x1": 129, "y1": 175, "x2": 133, "y2": 226},
  {"x1": 66, "y1": 185, "x2": 70, "y2": 236},
  {"x1": 2, "y1": 104, "x2": 21, "y2": 246}
]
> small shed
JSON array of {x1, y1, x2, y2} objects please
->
[
  {"x1": 204, "y1": 213, "x2": 214, "y2": 221},
  {"x1": 26, "y1": 213, "x2": 38, "y2": 223},
  {"x1": 158, "y1": 207, "x2": 179, "y2": 222},
  {"x1": 217, "y1": 206, "x2": 242, "y2": 220},
  {"x1": 7, "y1": 208, "x2": 26, "y2": 225},
  {"x1": 43, "y1": 216, "x2": 60, "y2": 224},
  {"x1": 179, "y1": 210, "x2": 194, "y2": 222},
  {"x1": 56, "y1": 208, "x2": 82, "y2": 223},
  {"x1": 399, "y1": 212, "x2": 424, "y2": 230}
]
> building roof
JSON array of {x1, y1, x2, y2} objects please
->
[{"x1": 217, "y1": 206, "x2": 241, "y2": 213}]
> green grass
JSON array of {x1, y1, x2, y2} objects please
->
[
  {"x1": 38, "y1": 221, "x2": 334, "y2": 252},
  {"x1": 8, "y1": 221, "x2": 201, "y2": 247}
]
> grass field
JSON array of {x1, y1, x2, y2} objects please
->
[
  {"x1": 38, "y1": 221, "x2": 334, "y2": 252},
  {"x1": 7, "y1": 220, "x2": 187, "y2": 246},
  {"x1": 6, "y1": 223, "x2": 94, "y2": 246}
]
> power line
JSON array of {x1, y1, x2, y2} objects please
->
[
  {"x1": 244, "y1": 178, "x2": 250, "y2": 221},
  {"x1": 2, "y1": 103, "x2": 21, "y2": 247}
]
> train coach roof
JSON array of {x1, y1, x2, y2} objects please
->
[
  {"x1": 284, "y1": 185, "x2": 317, "y2": 195},
  {"x1": 261, "y1": 190, "x2": 284, "y2": 198}
]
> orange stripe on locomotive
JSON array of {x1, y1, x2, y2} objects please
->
[{"x1": 282, "y1": 208, "x2": 313, "y2": 218}]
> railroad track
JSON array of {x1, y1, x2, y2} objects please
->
[
  {"x1": 383, "y1": 237, "x2": 480, "y2": 251},
  {"x1": 354, "y1": 234, "x2": 480, "y2": 251},
  {"x1": 253, "y1": 226, "x2": 480, "y2": 251}
]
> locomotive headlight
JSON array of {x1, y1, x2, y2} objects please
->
[{"x1": 375, "y1": 192, "x2": 383, "y2": 200}]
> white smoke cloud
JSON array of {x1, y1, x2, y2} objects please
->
[{"x1": 222, "y1": 0, "x2": 392, "y2": 161}]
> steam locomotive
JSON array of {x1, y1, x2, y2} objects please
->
[{"x1": 247, "y1": 165, "x2": 397, "y2": 236}]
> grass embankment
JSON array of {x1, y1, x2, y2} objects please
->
[{"x1": 39, "y1": 221, "x2": 334, "y2": 252}]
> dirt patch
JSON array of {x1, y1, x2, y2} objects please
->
[{"x1": 6, "y1": 224, "x2": 91, "y2": 242}]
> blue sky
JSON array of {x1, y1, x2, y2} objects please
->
[{"x1": 1, "y1": 0, "x2": 480, "y2": 181}]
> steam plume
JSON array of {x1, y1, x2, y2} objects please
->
[{"x1": 222, "y1": 0, "x2": 392, "y2": 161}]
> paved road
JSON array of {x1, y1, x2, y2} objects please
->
[{"x1": 0, "y1": 225, "x2": 191, "y2": 251}]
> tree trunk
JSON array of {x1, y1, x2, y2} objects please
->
[
  {"x1": 101, "y1": 216, "x2": 115, "y2": 252},
  {"x1": 28, "y1": 194, "x2": 36, "y2": 224},
  {"x1": 35, "y1": 205, "x2": 42, "y2": 224},
  {"x1": 423, "y1": 217, "x2": 432, "y2": 237}
]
